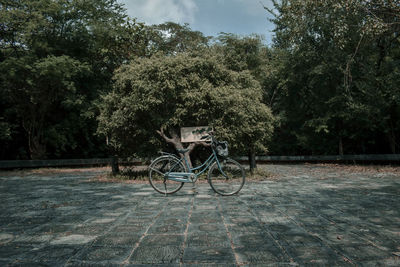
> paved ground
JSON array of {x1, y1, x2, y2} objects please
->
[{"x1": 0, "y1": 164, "x2": 399, "y2": 266}]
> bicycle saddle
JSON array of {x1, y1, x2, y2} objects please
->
[{"x1": 176, "y1": 148, "x2": 189, "y2": 154}]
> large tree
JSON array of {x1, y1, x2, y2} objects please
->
[
  {"x1": 266, "y1": 0, "x2": 400, "y2": 155},
  {"x1": 212, "y1": 33, "x2": 275, "y2": 167},
  {"x1": 97, "y1": 52, "x2": 274, "y2": 170},
  {"x1": 0, "y1": 0, "x2": 142, "y2": 159}
]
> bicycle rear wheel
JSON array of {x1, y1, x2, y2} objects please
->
[
  {"x1": 148, "y1": 156, "x2": 185, "y2": 195},
  {"x1": 208, "y1": 158, "x2": 245, "y2": 196}
]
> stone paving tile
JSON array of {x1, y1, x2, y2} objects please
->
[
  {"x1": 1, "y1": 165, "x2": 400, "y2": 266},
  {"x1": 231, "y1": 233, "x2": 277, "y2": 248},
  {"x1": 91, "y1": 233, "x2": 142, "y2": 248},
  {"x1": 185, "y1": 232, "x2": 231, "y2": 248},
  {"x1": 72, "y1": 245, "x2": 132, "y2": 262},
  {"x1": 182, "y1": 246, "x2": 236, "y2": 264},
  {"x1": 234, "y1": 243, "x2": 289, "y2": 264},
  {"x1": 28, "y1": 244, "x2": 82, "y2": 265},
  {"x1": 129, "y1": 245, "x2": 182, "y2": 264},
  {"x1": 139, "y1": 234, "x2": 184, "y2": 247}
]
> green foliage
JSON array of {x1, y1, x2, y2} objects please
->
[
  {"x1": 149, "y1": 22, "x2": 210, "y2": 55},
  {"x1": 1, "y1": 55, "x2": 90, "y2": 158},
  {"x1": 0, "y1": 0, "x2": 143, "y2": 159},
  {"x1": 121, "y1": 22, "x2": 211, "y2": 58},
  {"x1": 98, "y1": 52, "x2": 274, "y2": 157},
  {"x1": 266, "y1": 0, "x2": 400, "y2": 155},
  {"x1": 214, "y1": 33, "x2": 270, "y2": 77},
  {"x1": 0, "y1": 120, "x2": 11, "y2": 141},
  {"x1": 1, "y1": 0, "x2": 398, "y2": 160}
]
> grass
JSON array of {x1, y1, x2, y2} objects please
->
[
  {"x1": 118, "y1": 166, "x2": 148, "y2": 180},
  {"x1": 94, "y1": 165, "x2": 276, "y2": 184},
  {"x1": 4, "y1": 163, "x2": 397, "y2": 184},
  {"x1": 246, "y1": 167, "x2": 277, "y2": 181}
]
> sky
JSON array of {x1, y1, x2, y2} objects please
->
[{"x1": 117, "y1": 0, "x2": 276, "y2": 44}]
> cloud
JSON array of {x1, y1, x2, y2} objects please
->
[
  {"x1": 233, "y1": 0, "x2": 273, "y2": 16},
  {"x1": 120, "y1": 0, "x2": 198, "y2": 25}
]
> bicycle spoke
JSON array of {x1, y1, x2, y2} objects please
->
[
  {"x1": 149, "y1": 166, "x2": 165, "y2": 176},
  {"x1": 148, "y1": 156, "x2": 185, "y2": 195},
  {"x1": 208, "y1": 158, "x2": 245, "y2": 196}
]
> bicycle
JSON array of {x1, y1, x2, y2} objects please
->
[{"x1": 148, "y1": 132, "x2": 245, "y2": 196}]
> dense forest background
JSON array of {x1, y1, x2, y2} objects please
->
[{"x1": 1, "y1": 0, "x2": 399, "y2": 160}]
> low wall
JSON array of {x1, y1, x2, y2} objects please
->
[
  {"x1": 234, "y1": 154, "x2": 400, "y2": 163},
  {"x1": 1, "y1": 154, "x2": 399, "y2": 169},
  {"x1": 0, "y1": 158, "x2": 115, "y2": 169}
]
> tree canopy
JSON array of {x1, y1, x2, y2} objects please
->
[
  {"x1": 1, "y1": 0, "x2": 399, "y2": 162},
  {"x1": 97, "y1": 52, "x2": 274, "y2": 166},
  {"x1": 0, "y1": 0, "x2": 142, "y2": 159},
  {"x1": 265, "y1": 0, "x2": 400, "y2": 155}
]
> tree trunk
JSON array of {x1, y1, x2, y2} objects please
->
[
  {"x1": 111, "y1": 156, "x2": 119, "y2": 175},
  {"x1": 29, "y1": 135, "x2": 46, "y2": 159},
  {"x1": 182, "y1": 151, "x2": 193, "y2": 169},
  {"x1": 249, "y1": 149, "x2": 257, "y2": 174},
  {"x1": 388, "y1": 132, "x2": 396, "y2": 154},
  {"x1": 157, "y1": 128, "x2": 210, "y2": 169},
  {"x1": 338, "y1": 137, "x2": 344, "y2": 156},
  {"x1": 24, "y1": 117, "x2": 46, "y2": 159}
]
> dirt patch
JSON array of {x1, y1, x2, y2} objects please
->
[
  {"x1": 261, "y1": 163, "x2": 400, "y2": 180},
  {"x1": 89, "y1": 165, "x2": 278, "y2": 184},
  {"x1": 0, "y1": 167, "x2": 110, "y2": 177},
  {"x1": 2, "y1": 163, "x2": 398, "y2": 182},
  {"x1": 311, "y1": 163, "x2": 400, "y2": 174}
]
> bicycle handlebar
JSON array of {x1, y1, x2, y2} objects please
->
[{"x1": 200, "y1": 131, "x2": 218, "y2": 145}]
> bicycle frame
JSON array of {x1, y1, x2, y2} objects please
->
[
  {"x1": 166, "y1": 148, "x2": 224, "y2": 183},
  {"x1": 149, "y1": 132, "x2": 245, "y2": 196}
]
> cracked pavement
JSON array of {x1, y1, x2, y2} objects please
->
[{"x1": 0, "y1": 164, "x2": 400, "y2": 266}]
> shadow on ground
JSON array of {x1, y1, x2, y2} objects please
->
[{"x1": 0, "y1": 164, "x2": 399, "y2": 266}]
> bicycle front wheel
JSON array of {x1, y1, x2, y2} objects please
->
[
  {"x1": 148, "y1": 156, "x2": 185, "y2": 195},
  {"x1": 208, "y1": 158, "x2": 245, "y2": 196}
]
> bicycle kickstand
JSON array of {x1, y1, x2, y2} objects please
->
[{"x1": 163, "y1": 180, "x2": 167, "y2": 196}]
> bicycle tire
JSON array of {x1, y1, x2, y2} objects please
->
[
  {"x1": 208, "y1": 158, "x2": 245, "y2": 196},
  {"x1": 148, "y1": 156, "x2": 185, "y2": 195}
]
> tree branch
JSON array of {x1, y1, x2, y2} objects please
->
[
  {"x1": 157, "y1": 127, "x2": 211, "y2": 152},
  {"x1": 156, "y1": 128, "x2": 174, "y2": 144}
]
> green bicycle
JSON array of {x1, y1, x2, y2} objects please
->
[{"x1": 148, "y1": 132, "x2": 245, "y2": 196}]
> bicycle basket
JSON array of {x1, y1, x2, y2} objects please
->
[{"x1": 216, "y1": 141, "x2": 228, "y2": 157}]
